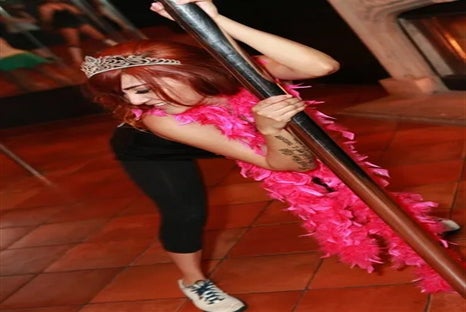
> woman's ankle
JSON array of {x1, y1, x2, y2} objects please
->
[{"x1": 181, "y1": 276, "x2": 207, "y2": 287}]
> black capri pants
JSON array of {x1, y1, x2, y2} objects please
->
[{"x1": 110, "y1": 125, "x2": 219, "y2": 253}]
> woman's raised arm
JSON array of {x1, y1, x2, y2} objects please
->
[{"x1": 150, "y1": 0, "x2": 339, "y2": 80}]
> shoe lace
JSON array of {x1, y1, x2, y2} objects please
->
[{"x1": 191, "y1": 280, "x2": 225, "y2": 304}]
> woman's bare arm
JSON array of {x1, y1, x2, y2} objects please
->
[
  {"x1": 142, "y1": 113, "x2": 313, "y2": 171},
  {"x1": 152, "y1": 0, "x2": 340, "y2": 81}
]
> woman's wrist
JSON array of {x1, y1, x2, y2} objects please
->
[{"x1": 259, "y1": 128, "x2": 286, "y2": 137}]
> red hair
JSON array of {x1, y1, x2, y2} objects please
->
[{"x1": 83, "y1": 40, "x2": 241, "y2": 128}]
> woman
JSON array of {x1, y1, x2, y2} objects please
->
[
  {"x1": 37, "y1": 0, "x2": 117, "y2": 64},
  {"x1": 0, "y1": 3, "x2": 55, "y2": 59},
  {"x1": 81, "y1": 1, "x2": 461, "y2": 311}
]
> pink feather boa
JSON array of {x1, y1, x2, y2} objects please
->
[{"x1": 140, "y1": 86, "x2": 464, "y2": 293}]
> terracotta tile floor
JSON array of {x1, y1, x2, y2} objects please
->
[{"x1": 1, "y1": 84, "x2": 465, "y2": 311}]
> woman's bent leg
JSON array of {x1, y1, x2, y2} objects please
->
[{"x1": 117, "y1": 159, "x2": 208, "y2": 280}]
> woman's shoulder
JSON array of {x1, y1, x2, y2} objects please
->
[{"x1": 142, "y1": 113, "x2": 180, "y2": 132}]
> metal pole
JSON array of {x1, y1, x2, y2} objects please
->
[
  {"x1": 0, "y1": 143, "x2": 53, "y2": 186},
  {"x1": 158, "y1": 0, "x2": 466, "y2": 296}
]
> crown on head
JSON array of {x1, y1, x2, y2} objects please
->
[{"x1": 81, "y1": 55, "x2": 182, "y2": 78}]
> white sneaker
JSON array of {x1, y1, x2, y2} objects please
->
[
  {"x1": 178, "y1": 279, "x2": 247, "y2": 312},
  {"x1": 438, "y1": 218, "x2": 461, "y2": 234}
]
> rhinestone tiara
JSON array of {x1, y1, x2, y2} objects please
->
[{"x1": 81, "y1": 55, "x2": 182, "y2": 78}]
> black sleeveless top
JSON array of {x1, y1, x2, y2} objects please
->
[{"x1": 110, "y1": 124, "x2": 219, "y2": 161}]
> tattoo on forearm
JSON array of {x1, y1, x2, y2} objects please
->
[{"x1": 275, "y1": 134, "x2": 316, "y2": 170}]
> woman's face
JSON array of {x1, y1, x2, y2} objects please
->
[{"x1": 120, "y1": 74, "x2": 204, "y2": 114}]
